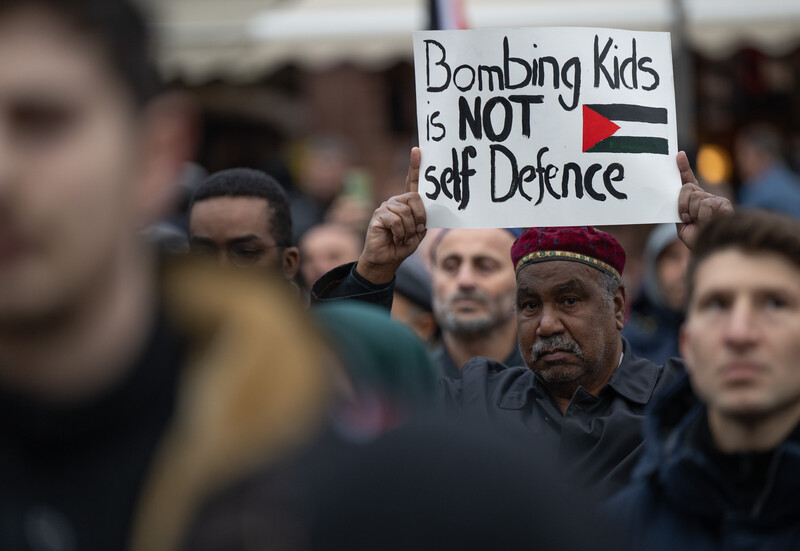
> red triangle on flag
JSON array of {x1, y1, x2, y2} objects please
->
[{"x1": 583, "y1": 105, "x2": 620, "y2": 152}]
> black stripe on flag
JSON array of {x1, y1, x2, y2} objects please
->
[
  {"x1": 587, "y1": 136, "x2": 669, "y2": 155},
  {"x1": 584, "y1": 104, "x2": 668, "y2": 124}
]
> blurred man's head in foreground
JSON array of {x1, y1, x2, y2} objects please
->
[
  {"x1": 0, "y1": 0, "x2": 192, "y2": 330},
  {"x1": 188, "y1": 168, "x2": 300, "y2": 282},
  {"x1": 682, "y1": 210, "x2": 800, "y2": 450}
]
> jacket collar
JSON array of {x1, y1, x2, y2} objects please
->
[
  {"x1": 637, "y1": 373, "x2": 800, "y2": 523},
  {"x1": 498, "y1": 338, "x2": 661, "y2": 410},
  {"x1": 498, "y1": 368, "x2": 542, "y2": 409},
  {"x1": 604, "y1": 339, "x2": 662, "y2": 405}
]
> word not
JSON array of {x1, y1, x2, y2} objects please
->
[{"x1": 458, "y1": 95, "x2": 544, "y2": 140}]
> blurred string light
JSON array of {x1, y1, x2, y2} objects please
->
[{"x1": 696, "y1": 144, "x2": 732, "y2": 185}]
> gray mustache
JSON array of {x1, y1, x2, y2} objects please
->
[
  {"x1": 531, "y1": 336, "x2": 583, "y2": 362},
  {"x1": 448, "y1": 290, "x2": 489, "y2": 305}
]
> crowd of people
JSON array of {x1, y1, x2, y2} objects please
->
[{"x1": 2, "y1": 0, "x2": 800, "y2": 550}]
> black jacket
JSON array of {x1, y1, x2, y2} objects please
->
[
  {"x1": 311, "y1": 262, "x2": 394, "y2": 309},
  {"x1": 313, "y1": 263, "x2": 684, "y2": 496},
  {"x1": 433, "y1": 343, "x2": 523, "y2": 379},
  {"x1": 607, "y1": 374, "x2": 800, "y2": 550},
  {"x1": 439, "y1": 340, "x2": 683, "y2": 497}
]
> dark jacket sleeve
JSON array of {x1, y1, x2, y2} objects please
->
[{"x1": 310, "y1": 262, "x2": 395, "y2": 310}]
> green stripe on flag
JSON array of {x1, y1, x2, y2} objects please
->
[{"x1": 587, "y1": 136, "x2": 668, "y2": 155}]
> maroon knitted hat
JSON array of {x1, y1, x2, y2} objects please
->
[{"x1": 510, "y1": 227, "x2": 626, "y2": 280}]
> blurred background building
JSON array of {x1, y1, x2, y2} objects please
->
[{"x1": 143, "y1": 0, "x2": 800, "y2": 295}]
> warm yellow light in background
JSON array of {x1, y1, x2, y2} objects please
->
[{"x1": 696, "y1": 144, "x2": 733, "y2": 185}]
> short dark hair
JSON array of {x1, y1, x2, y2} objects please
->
[
  {"x1": 0, "y1": 0, "x2": 162, "y2": 106},
  {"x1": 189, "y1": 168, "x2": 294, "y2": 248},
  {"x1": 687, "y1": 209, "x2": 800, "y2": 304}
]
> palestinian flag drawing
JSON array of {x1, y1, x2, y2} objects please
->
[{"x1": 582, "y1": 103, "x2": 668, "y2": 155}]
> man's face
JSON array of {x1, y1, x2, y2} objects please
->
[
  {"x1": 189, "y1": 196, "x2": 287, "y2": 272},
  {"x1": 299, "y1": 224, "x2": 361, "y2": 288},
  {"x1": 681, "y1": 249, "x2": 800, "y2": 423},
  {"x1": 656, "y1": 239, "x2": 690, "y2": 311},
  {"x1": 431, "y1": 229, "x2": 517, "y2": 336},
  {"x1": 516, "y1": 261, "x2": 625, "y2": 389},
  {"x1": 0, "y1": 8, "x2": 144, "y2": 325}
]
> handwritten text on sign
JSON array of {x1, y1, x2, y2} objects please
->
[{"x1": 412, "y1": 27, "x2": 680, "y2": 228}]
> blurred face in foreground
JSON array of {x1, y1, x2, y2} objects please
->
[
  {"x1": 431, "y1": 229, "x2": 517, "y2": 336},
  {"x1": 681, "y1": 249, "x2": 800, "y2": 426},
  {"x1": 0, "y1": 7, "x2": 182, "y2": 329}
]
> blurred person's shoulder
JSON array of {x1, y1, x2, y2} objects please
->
[
  {"x1": 180, "y1": 413, "x2": 615, "y2": 551},
  {"x1": 134, "y1": 257, "x2": 332, "y2": 551}
]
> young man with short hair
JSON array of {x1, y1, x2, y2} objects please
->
[
  {"x1": 0, "y1": 2, "x2": 329, "y2": 549},
  {"x1": 312, "y1": 147, "x2": 734, "y2": 495},
  {"x1": 610, "y1": 209, "x2": 800, "y2": 548}
]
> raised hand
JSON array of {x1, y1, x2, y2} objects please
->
[
  {"x1": 676, "y1": 150, "x2": 733, "y2": 250},
  {"x1": 355, "y1": 147, "x2": 427, "y2": 284}
]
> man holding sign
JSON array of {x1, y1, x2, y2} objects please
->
[
  {"x1": 313, "y1": 26, "x2": 733, "y2": 495},
  {"x1": 312, "y1": 146, "x2": 732, "y2": 496}
]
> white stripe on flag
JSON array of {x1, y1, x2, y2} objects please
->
[{"x1": 614, "y1": 120, "x2": 668, "y2": 138}]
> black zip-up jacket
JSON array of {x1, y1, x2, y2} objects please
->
[
  {"x1": 312, "y1": 261, "x2": 685, "y2": 496},
  {"x1": 440, "y1": 341, "x2": 683, "y2": 497},
  {"x1": 608, "y1": 374, "x2": 800, "y2": 550}
]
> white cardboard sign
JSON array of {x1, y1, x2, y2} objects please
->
[{"x1": 412, "y1": 27, "x2": 680, "y2": 228}]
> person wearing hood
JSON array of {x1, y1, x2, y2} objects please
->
[
  {"x1": 609, "y1": 210, "x2": 800, "y2": 550},
  {"x1": 622, "y1": 224, "x2": 690, "y2": 365}
]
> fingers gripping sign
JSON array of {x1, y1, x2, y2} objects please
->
[
  {"x1": 356, "y1": 148, "x2": 428, "y2": 284},
  {"x1": 675, "y1": 150, "x2": 734, "y2": 250}
]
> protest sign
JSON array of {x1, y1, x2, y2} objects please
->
[{"x1": 412, "y1": 27, "x2": 680, "y2": 228}]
